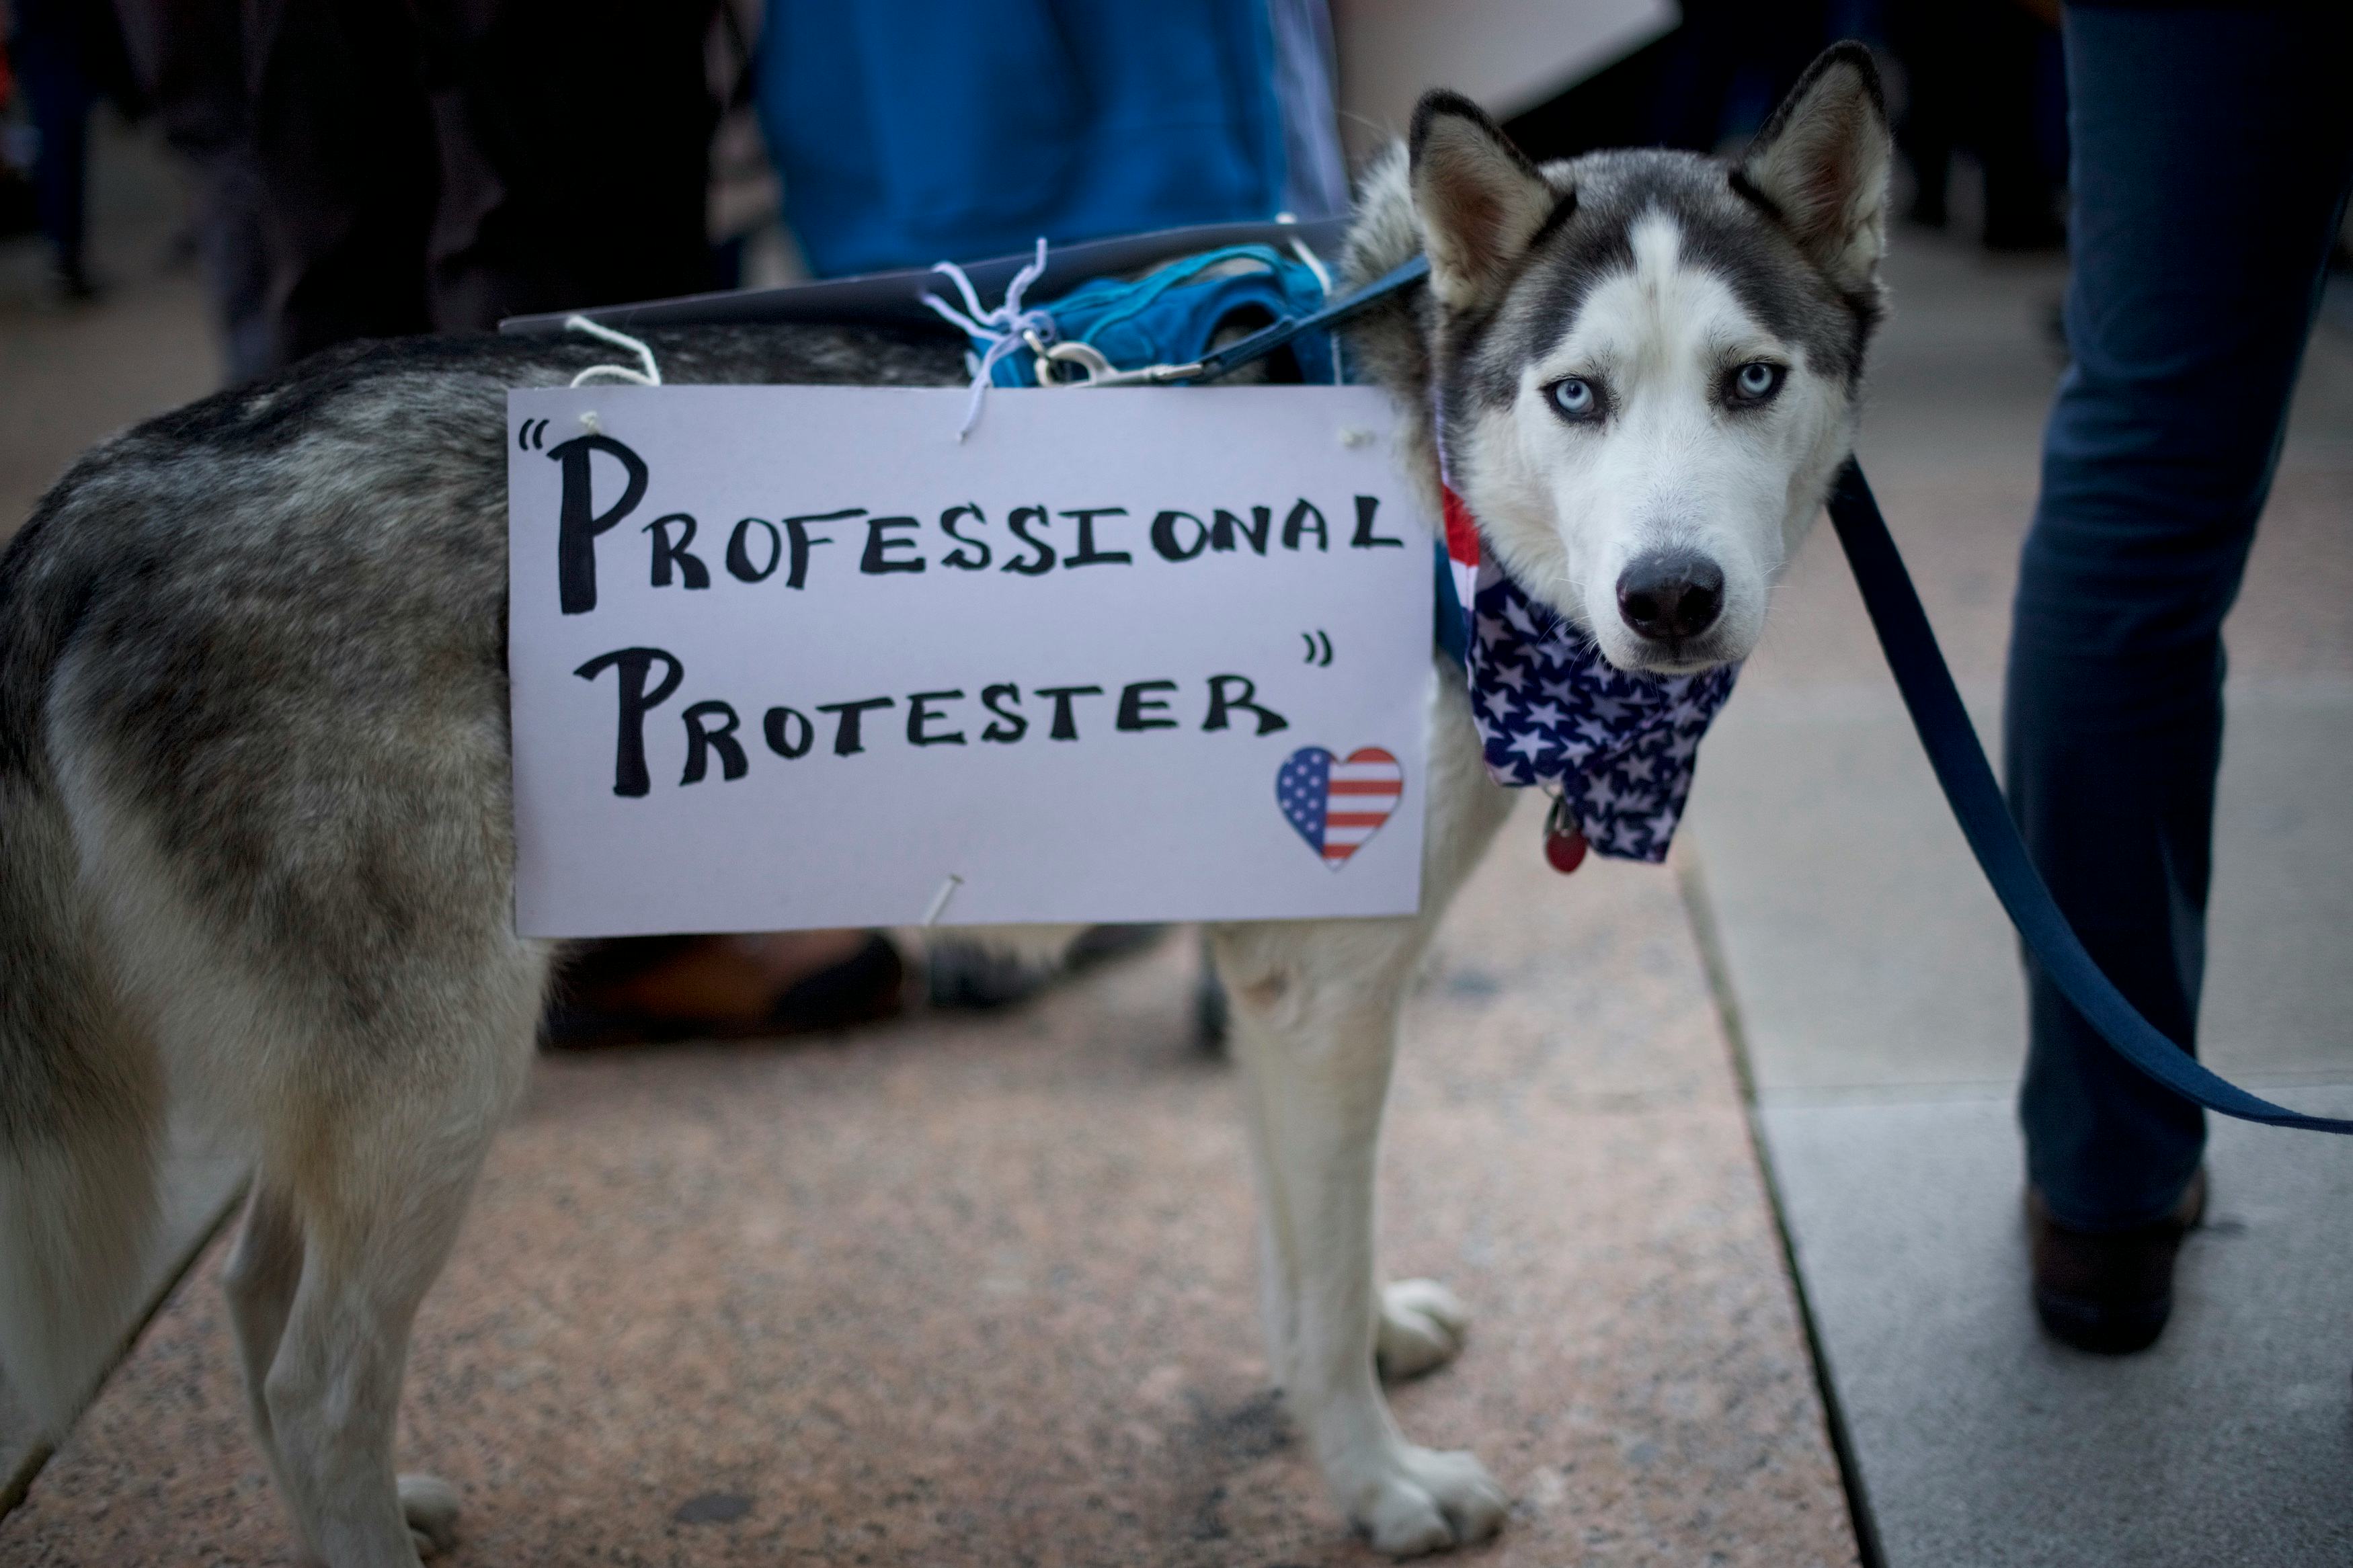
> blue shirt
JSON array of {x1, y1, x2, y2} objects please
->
[{"x1": 758, "y1": 0, "x2": 1295, "y2": 276}]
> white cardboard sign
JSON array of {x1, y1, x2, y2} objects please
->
[{"x1": 506, "y1": 384, "x2": 1433, "y2": 937}]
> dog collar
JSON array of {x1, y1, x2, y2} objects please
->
[{"x1": 1441, "y1": 483, "x2": 1741, "y2": 869}]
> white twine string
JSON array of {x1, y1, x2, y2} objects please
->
[
  {"x1": 1287, "y1": 237, "x2": 1344, "y2": 384},
  {"x1": 922, "y1": 874, "x2": 965, "y2": 925},
  {"x1": 565, "y1": 315, "x2": 664, "y2": 387},
  {"x1": 920, "y1": 239, "x2": 1053, "y2": 441},
  {"x1": 1287, "y1": 235, "x2": 1332, "y2": 296}
]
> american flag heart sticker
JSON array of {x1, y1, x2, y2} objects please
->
[{"x1": 1277, "y1": 746, "x2": 1404, "y2": 870}]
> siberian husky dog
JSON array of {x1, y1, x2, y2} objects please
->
[{"x1": 0, "y1": 45, "x2": 1889, "y2": 1563}]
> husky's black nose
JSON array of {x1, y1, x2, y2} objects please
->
[{"x1": 1617, "y1": 551, "x2": 1724, "y2": 641}]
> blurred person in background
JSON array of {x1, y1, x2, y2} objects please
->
[
  {"x1": 1885, "y1": 0, "x2": 2068, "y2": 250},
  {"x1": 756, "y1": 0, "x2": 1346, "y2": 278},
  {"x1": 2009, "y1": 0, "x2": 2352, "y2": 1354},
  {"x1": 113, "y1": 0, "x2": 722, "y2": 380},
  {"x1": 6, "y1": 0, "x2": 140, "y2": 298},
  {"x1": 1500, "y1": 3, "x2": 2070, "y2": 253},
  {"x1": 1492, "y1": 1, "x2": 1836, "y2": 169},
  {"x1": 95, "y1": 0, "x2": 1345, "y2": 1040},
  {"x1": 104, "y1": 0, "x2": 895, "y2": 1044},
  {"x1": 750, "y1": 0, "x2": 1344, "y2": 1024},
  {"x1": 1644, "y1": 0, "x2": 1833, "y2": 156}
]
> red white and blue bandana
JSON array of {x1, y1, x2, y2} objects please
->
[{"x1": 1440, "y1": 486, "x2": 1741, "y2": 864}]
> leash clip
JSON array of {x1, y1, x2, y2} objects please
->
[{"x1": 1025, "y1": 330, "x2": 1203, "y2": 389}]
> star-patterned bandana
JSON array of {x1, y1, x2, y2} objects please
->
[{"x1": 1440, "y1": 485, "x2": 1741, "y2": 864}]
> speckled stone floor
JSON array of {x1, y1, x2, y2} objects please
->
[{"x1": 0, "y1": 804, "x2": 1858, "y2": 1567}]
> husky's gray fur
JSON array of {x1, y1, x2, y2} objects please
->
[{"x1": 0, "y1": 46, "x2": 1890, "y2": 1562}]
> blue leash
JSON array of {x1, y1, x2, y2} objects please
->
[
  {"x1": 966, "y1": 245, "x2": 2351, "y2": 1134},
  {"x1": 1827, "y1": 461, "x2": 2353, "y2": 1135},
  {"x1": 1199, "y1": 260, "x2": 2353, "y2": 1136},
  {"x1": 1181, "y1": 253, "x2": 1431, "y2": 383}
]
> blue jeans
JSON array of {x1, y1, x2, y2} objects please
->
[{"x1": 2008, "y1": 4, "x2": 2353, "y2": 1231}]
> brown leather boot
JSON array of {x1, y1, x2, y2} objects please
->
[
  {"x1": 2027, "y1": 1169, "x2": 2206, "y2": 1355},
  {"x1": 546, "y1": 932, "x2": 904, "y2": 1047}
]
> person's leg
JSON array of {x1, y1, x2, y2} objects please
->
[
  {"x1": 11, "y1": 3, "x2": 97, "y2": 295},
  {"x1": 116, "y1": 0, "x2": 276, "y2": 381},
  {"x1": 198, "y1": 149, "x2": 274, "y2": 383},
  {"x1": 244, "y1": 0, "x2": 438, "y2": 366},
  {"x1": 1887, "y1": 2, "x2": 1962, "y2": 227},
  {"x1": 2009, "y1": 7, "x2": 2353, "y2": 1241},
  {"x1": 419, "y1": 0, "x2": 719, "y2": 329},
  {"x1": 1970, "y1": 1, "x2": 2064, "y2": 251}
]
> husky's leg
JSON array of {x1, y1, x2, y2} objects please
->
[
  {"x1": 222, "y1": 1184, "x2": 303, "y2": 1503},
  {"x1": 84, "y1": 811, "x2": 543, "y2": 1564},
  {"x1": 42, "y1": 609, "x2": 547, "y2": 1563},
  {"x1": 1217, "y1": 919, "x2": 1503, "y2": 1557},
  {"x1": 1232, "y1": 1046, "x2": 1295, "y2": 1378},
  {"x1": 220, "y1": 1174, "x2": 473, "y2": 1563},
  {"x1": 1210, "y1": 671, "x2": 1512, "y2": 1557},
  {"x1": 1243, "y1": 1062, "x2": 1467, "y2": 1392},
  {"x1": 253, "y1": 1045, "x2": 522, "y2": 1568}
]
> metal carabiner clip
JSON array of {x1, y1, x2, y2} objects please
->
[{"x1": 1023, "y1": 329, "x2": 1202, "y2": 389}]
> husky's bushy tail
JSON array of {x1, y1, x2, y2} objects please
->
[{"x1": 0, "y1": 500, "x2": 165, "y2": 1438}]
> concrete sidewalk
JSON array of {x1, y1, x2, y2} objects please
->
[
  {"x1": 1683, "y1": 233, "x2": 2353, "y2": 1565},
  {"x1": 1, "y1": 835, "x2": 1856, "y2": 1566}
]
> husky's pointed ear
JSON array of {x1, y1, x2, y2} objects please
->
[
  {"x1": 1410, "y1": 91, "x2": 1558, "y2": 310},
  {"x1": 1738, "y1": 42, "x2": 1891, "y2": 295}
]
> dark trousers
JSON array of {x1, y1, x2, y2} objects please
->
[
  {"x1": 1886, "y1": 0, "x2": 2065, "y2": 245},
  {"x1": 9, "y1": 0, "x2": 104, "y2": 278},
  {"x1": 2008, "y1": 5, "x2": 2353, "y2": 1231},
  {"x1": 116, "y1": 0, "x2": 720, "y2": 376}
]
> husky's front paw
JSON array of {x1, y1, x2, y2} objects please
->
[
  {"x1": 399, "y1": 1474, "x2": 461, "y2": 1558},
  {"x1": 1343, "y1": 1445, "x2": 1508, "y2": 1557},
  {"x1": 1376, "y1": 1278, "x2": 1470, "y2": 1382}
]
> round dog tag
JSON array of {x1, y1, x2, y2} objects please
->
[
  {"x1": 1544, "y1": 827, "x2": 1588, "y2": 874},
  {"x1": 1542, "y1": 795, "x2": 1588, "y2": 874}
]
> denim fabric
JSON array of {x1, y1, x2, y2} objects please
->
[{"x1": 2009, "y1": 3, "x2": 2353, "y2": 1229}]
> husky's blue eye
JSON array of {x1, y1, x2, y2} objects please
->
[
  {"x1": 1730, "y1": 362, "x2": 1785, "y2": 403},
  {"x1": 1549, "y1": 378, "x2": 1599, "y2": 420}
]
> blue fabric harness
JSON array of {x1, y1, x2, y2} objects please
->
[{"x1": 972, "y1": 244, "x2": 1339, "y2": 389}]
